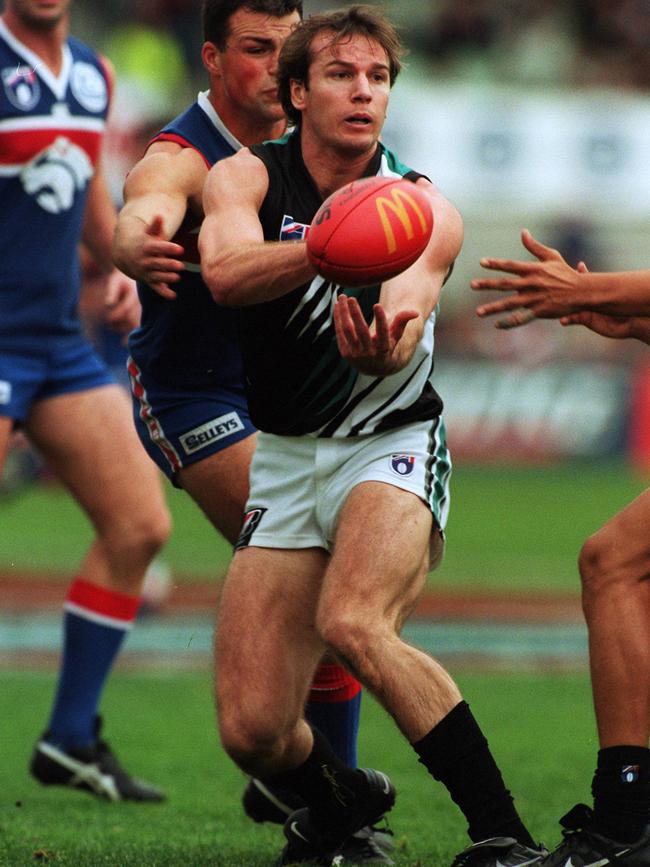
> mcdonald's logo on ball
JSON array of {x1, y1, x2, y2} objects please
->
[{"x1": 306, "y1": 176, "x2": 434, "y2": 287}]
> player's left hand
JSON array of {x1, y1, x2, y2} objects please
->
[
  {"x1": 105, "y1": 270, "x2": 141, "y2": 336},
  {"x1": 334, "y1": 294, "x2": 418, "y2": 375},
  {"x1": 471, "y1": 229, "x2": 582, "y2": 328}
]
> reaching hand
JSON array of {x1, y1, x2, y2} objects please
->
[
  {"x1": 471, "y1": 229, "x2": 582, "y2": 328},
  {"x1": 104, "y1": 271, "x2": 141, "y2": 336},
  {"x1": 130, "y1": 215, "x2": 185, "y2": 300},
  {"x1": 333, "y1": 294, "x2": 419, "y2": 375}
]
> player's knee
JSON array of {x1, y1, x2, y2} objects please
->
[
  {"x1": 316, "y1": 607, "x2": 382, "y2": 684},
  {"x1": 219, "y1": 710, "x2": 284, "y2": 774},
  {"x1": 110, "y1": 506, "x2": 171, "y2": 559},
  {"x1": 578, "y1": 527, "x2": 642, "y2": 613}
]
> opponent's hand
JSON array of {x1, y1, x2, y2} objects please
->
[
  {"x1": 471, "y1": 229, "x2": 582, "y2": 328},
  {"x1": 560, "y1": 311, "x2": 641, "y2": 340},
  {"x1": 334, "y1": 293, "x2": 419, "y2": 375},
  {"x1": 126, "y1": 215, "x2": 185, "y2": 300},
  {"x1": 105, "y1": 271, "x2": 141, "y2": 336}
]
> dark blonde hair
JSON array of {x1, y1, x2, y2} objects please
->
[{"x1": 278, "y1": 5, "x2": 404, "y2": 126}]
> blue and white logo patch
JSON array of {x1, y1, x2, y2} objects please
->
[
  {"x1": 2, "y1": 65, "x2": 40, "y2": 110},
  {"x1": 622, "y1": 764, "x2": 640, "y2": 783},
  {"x1": 280, "y1": 214, "x2": 310, "y2": 242},
  {"x1": 179, "y1": 411, "x2": 245, "y2": 454},
  {"x1": 390, "y1": 454, "x2": 415, "y2": 476},
  {"x1": 0, "y1": 380, "x2": 11, "y2": 405}
]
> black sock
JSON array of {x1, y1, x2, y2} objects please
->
[
  {"x1": 262, "y1": 727, "x2": 367, "y2": 831},
  {"x1": 592, "y1": 746, "x2": 650, "y2": 843},
  {"x1": 413, "y1": 701, "x2": 535, "y2": 847}
]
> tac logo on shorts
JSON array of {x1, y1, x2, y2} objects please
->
[
  {"x1": 179, "y1": 412, "x2": 245, "y2": 455},
  {"x1": 235, "y1": 507, "x2": 267, "y2": 550},
  {"x1": 0, "y1": 380, "x2": 11, "y2": 405},
  {"x1": 280, "y1": 214, "x2": 310, "y2": 242},
  {"x1": 622, "y1": 764, "x2": 640, "y2": 783},
  {"x1": 390, "y1": 454, "x2": 415, "y2": 476}
]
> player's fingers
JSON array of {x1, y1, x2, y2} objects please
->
[
  {"x1": 333, "y1": 295, "x2": 355, "y2": 352},
  {"x1": 471, "y1": 277, "x2": 532, "y2": 291},
  {"x1": 495, "y1": 309, "x2": 536, "y2": 330},
  {"x1": 149, "y1": 281, "x2": 178, "y2": 300},
  {"x1": 389, "y1": 309, "x2": 419, "y2": 345},
  {"x1": 142, "y1": 242, "x2": 185, "y2": 262},
  {"x1": 520, "y1": 229, "x2": 562, "y2": 262},
  {"x1": 476, "y1": 294, "x2": 536, "y2": 317},
  {"x1": 346, "y1": 297, "x2": 372, "y2": 352},
  {"x1": 476, "y1": 258, "x2": 535, "y2": 276},
  {"x1": 146, "y1": 215, "x2": 165, "y2": 238},
  {"x1": 371, "y1": 304, "x2": 391, "y2": 354}
]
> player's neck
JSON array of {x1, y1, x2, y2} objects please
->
[
  {"x1": 300, "y1": 129, "x2": 380, "y2": 199},
  {"x1": 2, "y1": 11, "x2": 68, "y2": 75},
  {"x1": 207, "y1": 90, "x2": 287, "y2": 148}
]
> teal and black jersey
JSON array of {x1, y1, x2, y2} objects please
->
[{"x1": 242, "y1": 130, "x2": 444, "y2": 437}]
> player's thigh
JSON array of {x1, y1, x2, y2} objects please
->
[
  {"x1": 0, "y1": 416, "x2": 13, "y2": 475},
  {"x1": 216, "y1": 545, "x2": 329, "y2": 716},
  {"x1": 178, "y1": 433, "x2": 257, "y2": 545},
  {"x1": 324, "y1": 480, "x2": 433, "y2": 626},
  {"x1": 26, "y1": 385, "x2": 167, "y2": 529}
]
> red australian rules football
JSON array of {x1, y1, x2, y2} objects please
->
[{"x1": 306, "y1": 176, "x2": 434, "y2": 287}]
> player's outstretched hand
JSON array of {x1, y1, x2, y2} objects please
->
[
  {"x1": 471, "y1": 229, "x2": 582, "y2": 328},
  {"x1": 105, "y1": 271, "x2": 141, "y2": 336},
  {"x1": 334, "y1": 294, "x2": 418, "y2": 375}
]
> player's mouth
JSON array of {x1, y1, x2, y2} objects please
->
[{"x1": 344, "y1": 113, "x2": 373, "y2": 127}]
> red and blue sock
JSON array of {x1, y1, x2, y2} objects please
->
[
  {"x1": 46, "y1": 577, "x2": 140, "y2": 749},
  {"x1": 305, "y1": 662, "x2": 362, "y2": 767}
]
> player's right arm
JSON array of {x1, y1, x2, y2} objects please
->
[
  {"x1": 113, "y1": 143, "x2": 207, "y2": 299},
  {"x1": 200, "y1": 149, "x2": 317, "y2": 306}
]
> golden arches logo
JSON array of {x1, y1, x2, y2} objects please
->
[{"x1": 375, "y1": 188, "x2": 429, "y2": 255}]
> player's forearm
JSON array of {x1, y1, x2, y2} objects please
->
[
  {"x1": 578, "y1": 271, "x2": 650, "y2": 315},
  {"x1": 202, "y1": 241, "x2": 317, "y2": 307}
]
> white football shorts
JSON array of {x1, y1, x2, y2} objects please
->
[{"x1": 236, "y1": 416, "x2": 451, "y2": 552}]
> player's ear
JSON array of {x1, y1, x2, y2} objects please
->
[
  {"x1": 290, "y1": 78, "x2": 306, "y2": 113},
  {"x1": 202, "y1": 41, "x2": 222, "y2": 79}
]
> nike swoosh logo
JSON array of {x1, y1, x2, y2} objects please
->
[
  {"x1": 563, "y1": 857, "x2": 624, "y2": 867},
  {"x1": 290, "y1": 821, "x2": 310, "y2": 843},
  {"x1": 379, "y1": 774, "x2": 391, "y2": 794}
]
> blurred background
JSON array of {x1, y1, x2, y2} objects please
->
[
  {"x1": 3, "y1": 0, "x2": 650, "y2": 608},
  {"x1": 68, "y1": 0, "x2": 650, "y2": 468}
]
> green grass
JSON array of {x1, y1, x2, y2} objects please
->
[
  {"x1": 0, "y1": 669, "x2": 597, "y2": 866},
  {"x1": 1, "y1": 460, "x2": 646, "y2": 592}
]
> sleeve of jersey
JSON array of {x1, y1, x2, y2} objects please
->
[{"x1": 148, "y1": 133, "x2": 211, "y2": 169}]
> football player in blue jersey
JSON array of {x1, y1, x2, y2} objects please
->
[
  {"x1": 0, "y1": 0, "x2": 171, "y2": 801},
  {"x1": 112, "y1": 1, "x2": 389, "y2": 861}
]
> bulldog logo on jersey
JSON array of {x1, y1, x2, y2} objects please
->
[
  {"x1": 280, "y1": 214, "x2": 310, "y2": 242},
  {"x1": 235, "y1": 507, "x2": 268, "y2": 550},
  {"x1": 21, "y1": 136, "x2": 93, "y2": 213},
  {"x1": 2, "y1": 65, "x2": 40, "y2": 111},
  {"x1": 390, "y1": 454, "x2": 415, "y2": 476}
]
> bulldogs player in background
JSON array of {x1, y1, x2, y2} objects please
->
[
  {"x1": 0, "y1": 0, "x2": 171, "y2": 800},
  {"x1": 112, "y1": 1, "x2": 388, "y2": 860}
]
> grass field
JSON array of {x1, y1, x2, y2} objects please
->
[
  {"x1": 1, "y1": 669, "x2": 598, "y2": 866},
  {"x1": 1, "y1": 460, "x2": 646, "y2": 592}
]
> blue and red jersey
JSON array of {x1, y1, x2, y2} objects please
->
[
  {"x1": 128, "y1": 92, "x2": 244, "y2": 391},
  {"x1": 0, "y1": 20, "x2": 110, "y2": 345}
]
